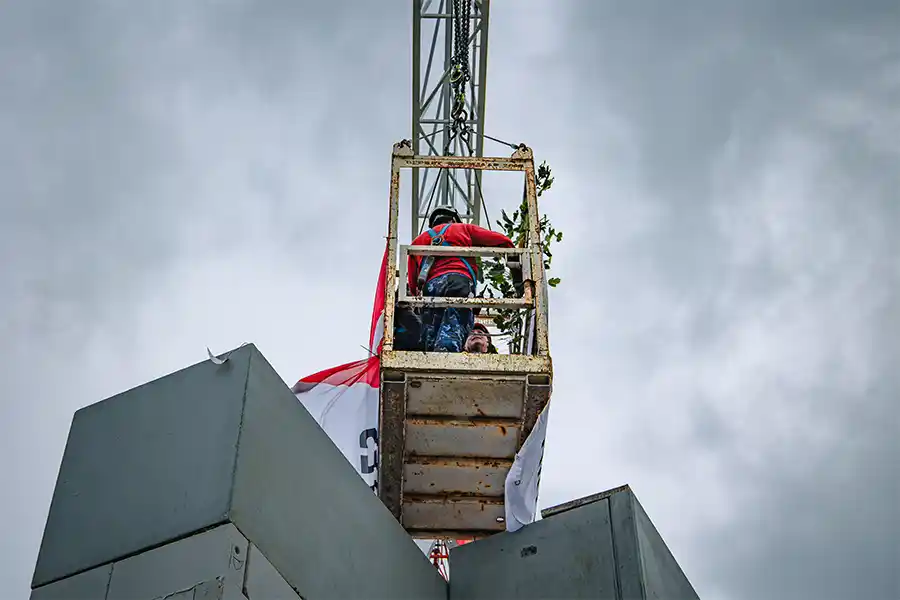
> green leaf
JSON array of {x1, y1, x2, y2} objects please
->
[{"x1": 474, "y1": 156, "x2": 563, "y2": 350}]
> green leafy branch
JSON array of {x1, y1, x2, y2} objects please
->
[{"x1": 482, "y1": 161, "x2": 562, "y2": 353}]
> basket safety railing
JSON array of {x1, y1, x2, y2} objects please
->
[
  {"x1": 382, "y1": 139, "x2": 550, "y2": 358},
  {"x1": 397, "y1": 245, "x2": 533, "y2": 309}
]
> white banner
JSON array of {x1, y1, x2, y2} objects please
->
[
  {"x1": 293, "y1": 357, "x2": 380, "y2": 492},
  {"x1": 504, "y1": 404, "x2": 550, "y2": 532}
]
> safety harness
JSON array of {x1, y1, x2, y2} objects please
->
[{"x1": 416, "y1": 223, "x2": 477, "y2": 292}]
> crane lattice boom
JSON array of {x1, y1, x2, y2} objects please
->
[{"x1": 411, "y1": 0, "x2": 490, "y2": 233}]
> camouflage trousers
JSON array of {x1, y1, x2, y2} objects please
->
[{"x1": 421, "y1": 273, "x2": 475, "y2": 352}]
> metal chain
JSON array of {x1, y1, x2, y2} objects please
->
[
  {"x1": 452, "y1": 0, "x2": 471, "y2": 84},
  {"x1": 449, "y1": 0, "x2": 472, "y2": 140},
  {"x1": 447, "y1": 0, "x2": 473, "y2": 222}
]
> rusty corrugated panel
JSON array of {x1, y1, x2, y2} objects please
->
[
  {"x1": 406, "y1": 417, "x2": 520, "y2": 459},
  {"x1": 403, "y1": 457, "x2": 511, "y2": 497},
  {"x1": 381, "y1": 351, "x2": 552, "y2": 376},
  {"x1": 396, "y1": 155, "x2": 527, "y2": 171},
  {"x1": 378, "y1": 379, "x2": 406, "y2": 521},
  {"x1": 402, "y1": 495, "x2": 506, "y2": 532},
  {"x1": 406, "y1": 376, "x2": 525, "y2": 418},
  {"x1": 520, "y1": 376, "x2": 552, "y2": 445}
]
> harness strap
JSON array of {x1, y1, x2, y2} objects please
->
[
  {"x1": 425, "y1": 223, "x2": 451, "y2": 241},
  {"x1": 420, "y1": 223, "x2": 477, "y2": 282}
]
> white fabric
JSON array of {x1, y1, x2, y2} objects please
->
[
  {"x1": 295, "y1": 379, "x2": 379, "y2": 491},
  {"x1": 370, "y1": 316, "x2": 385, "y2": 355},
  {"x1": 504, "y1": 405, "x2": 550, "y2": 532}
]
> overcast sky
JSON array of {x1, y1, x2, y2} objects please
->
[{"x1": 2, "y1": 1, "x2": 898, "y2": 598}]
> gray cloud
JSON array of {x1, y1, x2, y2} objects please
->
[
  {"x1": 1, "y1": 2, "x2": 897, "y2": 599},
  {"x1": 549, "y1": 1, "x2": 899, "y2": 597}
]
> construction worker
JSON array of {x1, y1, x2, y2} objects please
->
[
  {"x1": 409, "y1": 206, "x2": 514, "y2": 352},
  {"x1": 464, "y1": 322, "x2": 498, "y2": 353}
]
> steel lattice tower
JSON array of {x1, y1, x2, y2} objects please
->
[{"x1": 411, "y1": 0, "x2": 490, "y2": 234}]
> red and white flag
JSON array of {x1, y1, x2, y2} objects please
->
[{"x1": 291, "y1": 242, "x2": 388, "y2": 492}]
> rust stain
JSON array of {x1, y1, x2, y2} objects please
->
[
  {"x1": 397, "y1": 155, "x2": 528, "y2": 172},
  {"x1": 381, "y1": 349, "x2": 552, "y2": 376},
  {"x1": 499, "y1": 426, "x2": 507, "y2": 435}
]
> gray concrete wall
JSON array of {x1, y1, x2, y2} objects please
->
[
  {"x1": 450, "y1": 485, "x2": 699, "y2": 600},
  {"x1": 31, "y1": 524, "x2": 298, "y2": 600},
  {"x1": 30, "y1": 564, "x2": 112, "y2": 600},
  {"x1": 31, "y1": 352, "x2": 250, "y2": 588},
  {"x1": 104, "y1": 523, "x2": 248, "y2": 600},
  {"x1": 632, "y1": 495, "x2": 699, "y2": 600},
  {"x1": 450, "y1": 496, "x2": 619, "y2": 599},
  {"x1": 609, "y1": 487, "x2": 650, "y2": 599},
  {"x1": 230, "y1": 347, "x2": 447, "y2": 600},
  {"x1": 31, "y1": 344, "x2": 446, "y2": 600}
]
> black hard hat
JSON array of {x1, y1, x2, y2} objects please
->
[{"x1": 428, "y1": 206, "x2": 462, "y2": 228}]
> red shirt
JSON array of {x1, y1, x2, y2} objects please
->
[{"x1": 407, "y1": 223, "x2": 514, "y2": 295}]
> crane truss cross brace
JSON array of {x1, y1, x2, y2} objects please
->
[{"x1": 412, "y1": 0, "x2": 490, "y2": 234}]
